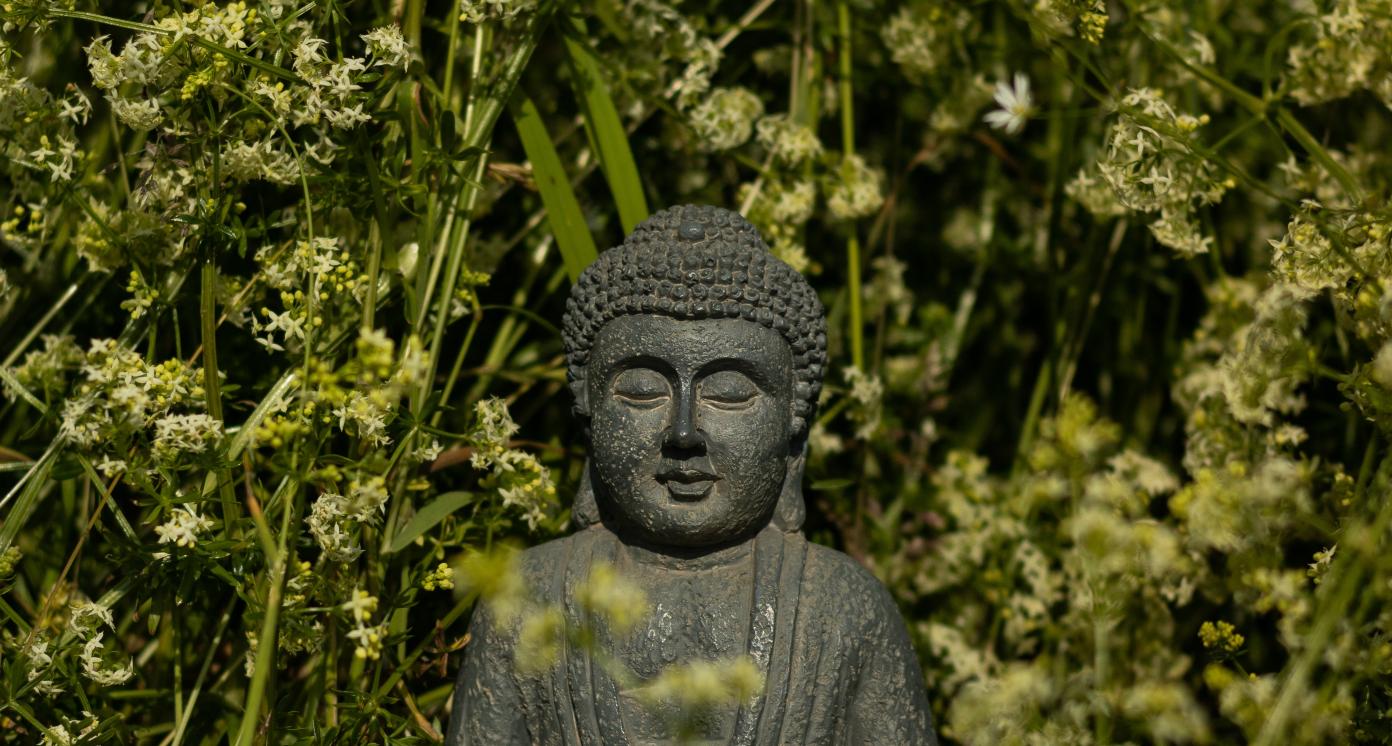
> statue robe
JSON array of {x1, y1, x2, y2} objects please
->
[{"x1": 446, "y1": 524, "x2": 938, "y2": 745}]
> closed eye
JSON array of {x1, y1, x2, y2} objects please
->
[
  {"x1": 699, "y1": 370, "x2": 759, "y2": 409},
  {"x1": 701, "y1": 394, "x2": 756, "y2": 410},
  {"x1": 616, "y1": 390, "x2": 669, "y2": 407},
  {"x1": 612, "y1": 368, "x2": 670, "y2": 408}
]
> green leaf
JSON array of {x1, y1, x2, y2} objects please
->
[
  {"x1": 0, "y1": 447, "x2": 57, "y2": 557},
  {"x1": 387, "y1": 491, "x2": 476, "y2": 554},
  {"x1": 563, "y1": 18, "x2": 649, "y2": 234},
  {"x1": 511, "y1": 93, "x2": 599, "y2": 282}
]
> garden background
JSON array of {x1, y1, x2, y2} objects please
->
[{"x1": 2, "y1": 0, "x2": 1392, "y2": 743}]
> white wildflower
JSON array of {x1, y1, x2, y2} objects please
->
[
  {"x1": 342, "y1": 588, "x2": 379, "y2": 624},
  {"x1": 41, "y1": 724, "x2": 72, "y2": 746},
  {"x1": 1107, "y1": 450, "x2": 1179, "y2": 496},
  {"x1": 333, "y1": 390, "x2": 392, "y2": 446},
  {"x1": 26, "y1": 639, "x2": 60, "y2": 695},
  {"x1": 343, "y1": 476, "x2": 390, "y2": 522},
  {"x1": 808, "y1": 422, "x2": 845, "y2": 457},
  {"x1": 222, "y1": 138, "x2": 300, "y2": 185},
  {"x1": 68, "y1": 600, "x2": 115, "y2": 638},
  {"x1": 470, "y1": 397, "x2": 520, "y2": 469},
  {"x1": 107, "y1": 95, "x2": 162, "y2": 130},
  {"x1": 154, "y1": 505, "x2": 215, "y2": 548},
  {"x1": 881, "y1": 5, "x2": 971, "y2": 81},
  {"x1": 84, "y1": 37, "x2": 122, "y2": 90},
  {"x1": 152, "y1": 413, "x2": 223, "y2": 462},
  {"x1": 412, "y1": 437, "x2": 443, "y2": 464},
  {"x1": 308, "y1": 492, "x2": 361, "y2": 562},
  {"x1": 755, "y1": 114, "x2": 823, "y2": 165},
  {"x1": 323, "y1": 103, "x2": 371, "y2": 129},
  {"x1": 252, "y1": 79, "x2": 294, "y2": 116},
  {"x1": 347, "y1": 623, "x2": 386, "y2": 660},
  {"x1": 362, "y1": 26, "x2": 411, "y2": 68},
  {"x1": 688, "y1": 87, "x2": 763, "y2": 151},
  {"x1": 490, "y1": 449, "x2": 555, "y2": 530},
  {"x1": 292, "y1": 37, "x2": 329, "y2": 75},
  {"x1": 1308, "y1": 544, "x2": 1337, "y2": 584},
  {"x1": 80, "y1": 633, "x2": 135, "y2": 686},
  {"x1": 844, "y1": 366, "x2": 885, "y2": 439},
  {"x1": 58, "y1": 89, "x2": 92, "y2": 124},
  {"x1": 824, "y1": 154, "x2": 884, "y2": 221},
  {"x1": 768, "y1": 180, "x2": 817, "y2": 225},
  {"x1": 984, "y1": 73, "x2": 1035, "y2": 135}
]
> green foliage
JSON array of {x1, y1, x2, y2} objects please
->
[{"x1": 3, "y1": 0, "x2": 1392, "y2": 743}]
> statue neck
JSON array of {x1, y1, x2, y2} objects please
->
[{"x1": 608, "y1": 525, "x2": 761, "y2": 571}]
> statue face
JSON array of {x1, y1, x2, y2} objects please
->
[{"x1": 585, "y1": 314, "x2": 795, "y2": 548}]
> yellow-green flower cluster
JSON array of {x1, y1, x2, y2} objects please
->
[
  {"x1": 421, "y1": 562, "x2": 456, "y2": 591},
  {"x1": 1199, "y1": 620, "x2": 1245, "y2": 653},
  {"x1": 1031, "y1": 0, "x2": 1108, "y2": 44},
  {"x1": 635, "y1": 656, "x2": 763, "y2": 717},
  {"x1": 575, "y1": 563, "x2": 648, "y2": 635}
]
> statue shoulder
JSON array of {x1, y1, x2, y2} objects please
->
[
  {"x1": 800, "y1": 540, "x2": 903, "y2": 632},
  {"x1": 513, "y1": 526, "x2": 609, "y2": 588}
]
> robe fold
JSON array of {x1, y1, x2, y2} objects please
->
[{"x1": 446, "y1": 525, "x2": 938, "y2": 745}]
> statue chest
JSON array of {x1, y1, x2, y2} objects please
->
[
  {"x1": 610, "y1": 559, "x2": 755, "y2": 742},
  {"x1": 617, "y1": 560, "x2": 753, "y2": 675}
]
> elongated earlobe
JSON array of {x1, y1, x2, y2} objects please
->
[
  {"x1": 772, "y1": 440, "x2": 807, "y2": 532},
  {"x1": 571, "y1": 458, "x2": 601, "y2": 528},
  {"x1": 569, "y1": 374, "x2": 589, "y2": 419}
]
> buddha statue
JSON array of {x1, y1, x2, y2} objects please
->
[{"x1": 446, "y1": 205, "x2": 937, "y2": 745}]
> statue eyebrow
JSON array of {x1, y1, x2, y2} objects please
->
[
  {"x1": 696, "y1": 356, "x2": 775, "y2": 388},
  {"x1": 609, "y1": 354, "x2": 675, "y2": 378}
]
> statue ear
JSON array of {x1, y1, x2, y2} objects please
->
[
  {"x1": 772, "y1": 439, "x2": 807, "y2": 533},
  {"x1": 571, "y1": 457, "x2": 601, "y2": 528},
  {"x1": 569, "y1": 371, "x2": 590, "y2": 418},
  {"x1": 569, "y1": 370, "x2": 597, "y2": 529}
]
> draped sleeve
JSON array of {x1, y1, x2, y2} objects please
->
[
  {"x1": 845, "y1": 576, "x2": 938, "y2": 745},
  {"x1": 444, "y1": 603, "x2": 532, "y2": 745}
]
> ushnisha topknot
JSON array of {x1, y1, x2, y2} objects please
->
[{"x1": 562, "y1": 204, "x2": 828, "y2": 435}]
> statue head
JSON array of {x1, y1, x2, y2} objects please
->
[{"x1": 562, "y1": 205, "x2": 828, "y2": 548}]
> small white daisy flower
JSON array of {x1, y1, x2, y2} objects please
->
[{"x1": 984, "y1": 73, "x2": 1035, "y2": 135}]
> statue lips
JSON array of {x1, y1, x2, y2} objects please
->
[{"x1": 656, "y1": 466, "x2": 719, "y2": 502}]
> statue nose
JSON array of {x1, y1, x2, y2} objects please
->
[{"x1": 664, "y1": 389, "x2": 703, "y2": 449}]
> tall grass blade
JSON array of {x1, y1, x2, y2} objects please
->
[
  {"x1": 511, "y1": 93, "x2": 599, "y2": 282},
  {"x1": 563, "y1": 18, "x2": 649, "y2": 233},
  {"x1": 0, "y1": 447, "x2": 56, "y2": 557}
]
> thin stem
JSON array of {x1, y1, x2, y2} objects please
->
[
  {"x1": 434, "y1": 298, "x2": 484, "y2": 427},
  {"x1": 201, "y1": 255, "x2": 241, "y2": 537},
  {"x1": 442, "y1": 0, "x2": 466, "y2": 107},
  {"x1": 355, "y1": 80, "x2": 394, "y2": 334},
  {"x1": 836, "y1": 1, "x2": 864, "y2": 371},
  {"x1": 234, "y1": 474, "x2": 298, "y2": 745}
]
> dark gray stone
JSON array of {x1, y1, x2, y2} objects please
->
[{"x1": 447, "y1": 205, "x2": 937, "y2": 745}]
